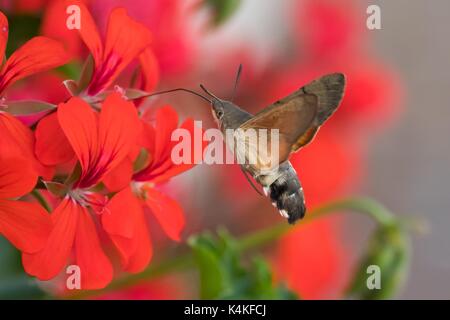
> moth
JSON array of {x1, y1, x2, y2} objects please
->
[{"x1": 147, "y1": 66, "x2": 346, "y2": 224}]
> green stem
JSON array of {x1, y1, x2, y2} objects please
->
[
  {"x1": 239, "y1": 197, "x2": 395, "y2": 251},
  {"x1": 67, "y1": 196, "x2": 395, "y2": 299},
  {"x1": 31, "y1": 189, "x2": 52, "y2": 212}
]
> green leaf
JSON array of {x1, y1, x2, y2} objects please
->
[
  {"x1": 5, "y1": 100, "x2": 55, "y2": 116},
  {"x1": 346, "y1": 223, "x2": 410, "y2": 299},
  {"x1": 63, "y1": 80, "x2": 79, "y2": 96},
  {"x1": 44, "y1": 181, "x2": 69, "y2": 198},
  {"x1": 202, "y1": 0, "x2": 241, "y2": 26},
  {"x1": 3, "y1": 100, "x2": 56, "y2": 126},
  {"x1": 188, "y1": 228, "x2": 297, "y2": 300},
  {"x1": 188, "y1": 234, "x2": 224, "y2": 299}
]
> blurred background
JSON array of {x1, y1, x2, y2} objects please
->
[{"x1": 0, "y1": 0, "x2": 449, "y2": 299}]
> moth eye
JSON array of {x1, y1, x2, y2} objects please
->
[{"x1": 217, "y1": 110, "x2": 224, "y2": 118}]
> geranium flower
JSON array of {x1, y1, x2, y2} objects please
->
[
  {"x1": 0, "y1": 12, "x2": 69, "y2": 177},
  {"x1": 0, "y1": 156, "x2": 52, "y2": 254},
  {"x1": 0, "y1": 11, "x2": 69, "y2": 99},
  {"x1": 42, "y1": 0, "x2": 193, "y2": 78},
  {"x1": 50, "y1": 0, "x2": 157, "y2": 97},
  {"x1": 34, "y1": 2, "x2": 159, "y2": 167},
  {"x1": 101, "y1": 106, "x2": 202, "y2": 273},
  {"x1": 22, "y1": 93, "x2": 141, "y2": 289},
  {"x1": 0, "y1": 10, "x2": 69, "y2": 138}
]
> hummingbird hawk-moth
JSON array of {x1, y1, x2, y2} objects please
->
[{"x1": 147, "y1": 66, "x2": 346, "y2": 224}]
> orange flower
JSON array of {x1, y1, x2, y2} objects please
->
[
  {"x1": 23, "y1": 93, "x2": 141, "y2": 289},
  {"x1": 0, "y1": 11, "x2": 69, "y2": 98}
]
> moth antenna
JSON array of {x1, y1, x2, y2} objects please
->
[
  {"x1": 199, "y1": 84, "x2": 220, "y2": 100},
  {"x1": 231, "y1": 64, "x2": 243, "y2": 102},
  {"x1": 143, "y1": 88, "x2": 211, "y2": 103}
]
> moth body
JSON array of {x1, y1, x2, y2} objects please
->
[
  {"x1": 256, "y1": 161, "x2": 306, "y2": 224},
  {"x1": 204, "y1": 72, "x2": 346, "y2": 224}
]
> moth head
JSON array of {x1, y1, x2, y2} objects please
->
[
  {"x1": 200, "y1": 84, "x2": 226, "y2": 122},
  {"x1": 211, "y1": 98, "x2": 226, "y2": 121}
]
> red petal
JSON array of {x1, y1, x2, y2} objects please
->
[
  {"x1": 151, "y1": 118, "x2": 202, "y2": 184},
  {"x1": 0, "y1": 37, "x2": 69, "y2": 93},
  {"x1": 124, "y1": 206, "x2": 152, "y2": 273},
  {"x1": 74, "y1": 207, "x2": 113, "y2": 289},
  {"x1": 0, "y1": 157, "x2": 37, "y2": 199},
  {"x1": 35, "y1": 112, "x2": 75, "y2": 166},
  {"x1": 71, "y1": 0, "x2": 103, "y2": 66},
  {"x1": 22, "y1": 199, "x2": 79, "y2": 280},
  {"x1": 0, "y1": 11, "x2": 8, "y2": 60},
  {"x1": 58, "y1": 94, "x2": 140, "y2": 188},
  {"x1": 0, "y1": 112, "x2": 53, "y2": 179},
  {"x1": 104, "y1": 187, "x2": 152, "y2": 272},
  {"x1": 140, "y1": 121, "x2": 156, "y2": 154},
  {"x1": 103, "y1": 187, "x2": 137, "y2": 239},
  {"x1": 93, "y1": 93, "x2": 140, "y2": 185},
  {"x1": 87, "y1": 8, "x2": 152, "y2": 95},
  {"x1": 103, "y1": 157, "x2": 134, "y2": 192},
  {"x1": 135, "y1": 118, "x2": 203, "y2": 184},
  {"x1": 138, "y1": 47, "x2": 159, "y2": 92},
  {"x1": 103, "y1": 8, "x2": 151, "y2": 81},
  {"x1": 153, "y1": 106, "x2": 178, "y2": 163},
  {"x1": 0, "y1": 200, "x2": 51, "y2": 253},
  {"x1": 145, "y1": 187, "x2": 184, "y2": 241},
  {"x1": 57, "y1": 97, "x2": 98, "y2": 183}
]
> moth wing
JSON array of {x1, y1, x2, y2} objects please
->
[
  {"x1": 288, "y1": 73, "x2": 346, "y2": 151},
  {"x1": 235, "y1": 94, "x2": 318, "y2": 171}
]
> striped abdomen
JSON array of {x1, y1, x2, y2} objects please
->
[{"x1": 259, "y1": 162, "x2": 306, "y2": 224}]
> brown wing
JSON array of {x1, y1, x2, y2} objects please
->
[
  {"x1": 235, "y1": 73, "x2": 346, "y2": 171},
  {"x1": 237, "y1": 94, "x2": 318, "y2": 169},
  {"x1": 284, "y1": 73, "x2": 346, "y2": 151}
]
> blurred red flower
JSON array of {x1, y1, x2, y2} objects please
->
[{"x1": 42, "y1": 0, "x2": 194, "y2": 80}]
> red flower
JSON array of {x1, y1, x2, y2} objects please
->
[
  {"x1": 0, "y1": 156, "x2": 52, "y2": 254},
  {"x1": 34, "y1": 2, "x2": 159, "y2": 167},
  {"x1": 102, "y1": 106, "x2": 202, "y2": 273},
  {"x1": 54, "y1": 0, "x2": 156, "y2": 96},
  {"x1": 296, "y1": 0, "x2": 365, "y2": 60},
  {"x1": 23, "y1": 93, "x2": 141, "y2": 289},
  {"x1": 275, "y1": 217, "x2": 350, "y2": 299},
  {"x1": 0, "y1": 111, "x2": 54, "y2": 179},
  {"x1": 0, "y1": 11, "x2": 69, "y2": 98},
  {"x1": 43, "y1": 0, "x2": 194, "y2": 82}
]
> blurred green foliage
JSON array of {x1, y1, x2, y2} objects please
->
[
  {"x1": 188, "y1": 228, "x2": 297, "y2": 300},
  {"x1": 346, "y1": 223, "x2": 410, "y2": 299},
  {"x1": 202, "y1": 0, "x2": 241, "y2": 26},
  {"x1": 5, "y1": 15, "x2": 41, "y2": 56},
  {"x1": 0, "y1": 237, "x2": 46, "y2": 299}
]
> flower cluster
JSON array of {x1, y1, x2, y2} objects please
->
[
  {"x1": 0, "y1": 3, "x2": 196, "y2": 290},
  {"x1": 0, "y1": 0, "x2": 404, "y2": 299}
]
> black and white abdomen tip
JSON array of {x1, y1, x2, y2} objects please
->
[{"x1": 265, "y1": 163, "x2": 306, "y2": 224}]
